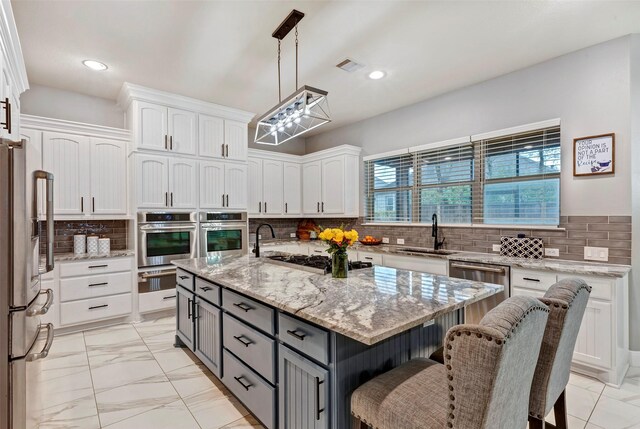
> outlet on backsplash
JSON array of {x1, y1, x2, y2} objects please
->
[
  {"x1": 290, "y1": 232, "x2": 296, "y2": 238},
  {"x1": 396, "y1": 238, "x2": 405, "y2": 245},
  {"x1": 492, "y1": 244, "x2": 500, "y2": 252},
  {"x1": 382, "y1": 237, "x2": 389, "y2": 244},
  {"x1": 545, "y1": 248, "x2": 560, "y2": 257},
  {"x1": 584, "y1": 246, "x2": 609, "y2": 262}
]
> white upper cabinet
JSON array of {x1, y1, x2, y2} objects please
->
[
  {"x1": 198, "y1": 114, "x2": 225, "y2": 159},
  {"x1": 302, "y1": 161, "x2": 322, "y2": 215},
  {"x1": 42, "y1": 132, "x2": 90, "y2": 216},
  {"x1": 224, "y1": 120, "x2": 248, "y2": 161},
  {"x1": 168, "y1": 158, "x2": 197, "y2": 209},
  {"x1": 90, "y1": 138, "x2": 127, "y2": 214},
  {"x1": 225, "y1": 163, "x2": 248, "y2": 209},
  {"x1": 247, "y1": 158, "x2": 262, "y2": 215},
  {"x1": 168, "y1": 108, "x2": 197, "y2": 155},
  {"x1": 321, "y1": 157, "x2": 345, "y2": 214},
  {"x1": 262, "y1": 159, "x2": 283, "y2": 215},
  {"x1": 133, "y1": 101, "x2": 196, "y2": 155},
  {"x1": 200, "y1": 160, "x2": 225, "y2": 209},
  {"x1": 283, "y1": 162, "x2": 301, "y2": 215},
  {"x1": 136, "y1": 154, "x2": 169, "y2": 209},
  {"x1": 199, "y1": 161, "x2": 247, "y2": 210},
  {"x1": 137, "y1": 101, "x2": 168, "y2": 152}
]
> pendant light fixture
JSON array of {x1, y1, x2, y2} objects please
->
[{"x1": 254, "y1": 10, "x2": 331, "y2": 146}]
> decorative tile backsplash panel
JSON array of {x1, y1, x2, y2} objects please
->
[
  {"x1": 500, "y1": 236, "x2": 544, "y2": 259},
  {"x1": 40, "y1": 220, "x2": 129, "y2": 254},
  {"x1": 249, "y1": 216, "x2": 632, "y2": 265}
]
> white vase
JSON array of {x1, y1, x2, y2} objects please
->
[
  {"x1": 98, "y1": 238, "x2": 110, "y2": 255},
  {"x1": 87, "y1": 236, "x2": 99, "y2": 254},
  {"x1": 73, "y1": 235, "x2": 86, "y2": 254}
]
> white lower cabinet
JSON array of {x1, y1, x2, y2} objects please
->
[
  {"x1": 512, "y1": 268, "x2": 628, "y2": 386},
  {"x1": 139, "y1": 289, "x2": 177, "y2": 313},
  {"x1": 56, "y1": 257, "x2": 135, "y2": 328}
]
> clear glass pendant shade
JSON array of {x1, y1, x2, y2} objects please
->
[{"x1": 254, "y1": 85, "x2": 330, "y2": 145}]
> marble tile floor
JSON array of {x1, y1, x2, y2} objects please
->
[{"x1": 35, "y1": 315, "x2": 640, "y2": 429}]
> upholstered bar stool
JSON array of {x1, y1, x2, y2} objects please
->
[
  {"x1": 528, "y1": 278, "x2": 591, "y2": 429},
  {"x1": 351, "y1": 296, "x2": 550, "y2": 429}
]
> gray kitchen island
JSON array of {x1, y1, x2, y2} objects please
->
[{"x1": 172, "y1": 254, "x2": 503, "y2": 429}]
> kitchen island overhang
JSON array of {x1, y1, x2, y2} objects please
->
[{"x1": 172, "y1": 255, "x2": 504, "y2": 429}]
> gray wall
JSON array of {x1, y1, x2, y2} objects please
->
[
  {"x1": 307, "y1": 36, "x2": 632, "y2": 217},
  {"x1": 307, "y1": 35, "x2": 639, "y2": 351},
  {"x1": 20, "y1": 84, "x2": 125, "y2": 128}
]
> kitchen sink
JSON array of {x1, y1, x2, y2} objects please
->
[{"x1": 396, "y1": 248, "x2": 458, "y2": 256}]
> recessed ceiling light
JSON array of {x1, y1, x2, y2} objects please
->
[
  {"x1": 82, "y1": 60, "x2": 108, "y2": 71},
  {"x1": 368, "y1": 70, "x2": 385, "y2": 80}
]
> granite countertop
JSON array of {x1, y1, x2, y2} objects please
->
[
  {"x1": 53, "y1": 249, "x2": 136, "y2": 262},
  {"x1": 259, "y1": 240, "x2": 631, "y2": 278},
  {"x1": 173, "y1": 255, "x2": 504, "y2": 345}
]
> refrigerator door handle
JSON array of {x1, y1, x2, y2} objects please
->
[
  {"x1": 25, "y1": 323, "x2": 54, "y2": 362},
  {"x1": 34, "y1": 170, "x2": 54, "y2": 274},
  {"x1": 26, "y1": 289, "x2": 54, "y2": 316}
]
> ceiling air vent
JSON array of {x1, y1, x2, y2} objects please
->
[{"x1": 336, "y1": 58, "x2": 365, "y2": 73}]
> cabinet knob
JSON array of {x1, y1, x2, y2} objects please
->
[{"x1": 1, "y1": 97, "x2": 11, "y2": 134}]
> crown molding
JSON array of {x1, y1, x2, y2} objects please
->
[
  {"x1": 0, "y1": 1, "x2": 29, "y2": 94},
  {"x1": 117, "y1": 82, "x2": 255, "y2": 123},
  {"x1": 20, "y1": 114, "x2": 131, "y2": 141},
  {"x1": 248, "y1": 148, "x2": 302, "y2": 163},
  {"x1": 301, "y1": 144, "x2": 362, "y2": 162}
]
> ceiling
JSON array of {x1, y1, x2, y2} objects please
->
[{"x1": 11, "y1": 1, "x2": 640, "y2": 136}]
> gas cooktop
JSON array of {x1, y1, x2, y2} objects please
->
[{"x1": 265, "y1": 254, "x2": 373, "y2": 275}]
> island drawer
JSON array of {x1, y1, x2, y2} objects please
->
[
  {"x1": 511, "y1": 269, "x2": 557, "y2": 292},
  {"x1": 279, "y1": 313, "x2": 329, "y2": 365},
  {"x1": 176, "y1": 269, "x2": 195, "y2": 291},
  {"x1": 139, "y1": 288, "x2": 177, "y2": 313},
  {"x1": 195, "y1": 278, "x2": 220, "y2": 306},
  {"x1": 357, "y1": 251, "x2": 383, "y2": 265},
  {"x1": 223, "y1": 349, "x2": 276, "y2": 429},
  {"x1": 222, "y1": 289, "x2": 275, "y2": 335},
  {"x1": 223, "y1": 313, "x2": 276, "y2": 383},
  {"x1": 60, "y1": 271, "x2": 132, "y2": 302}
]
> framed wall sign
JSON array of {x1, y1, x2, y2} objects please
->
[{"x1": 573, "y1": 133, "x2": 615, "y2": 176}]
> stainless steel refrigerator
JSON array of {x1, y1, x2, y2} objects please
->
[{"x1": 0, "y1": 137, "x2": 55, "y2": 429}]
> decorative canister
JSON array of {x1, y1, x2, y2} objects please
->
[
  {"x1": 98, "y1": 238, "x2": 111, "y2": 255},
  {"x1": 73, "y1": 235, "x2": 86, "y2": 254},
  {"x1": 87, "y1": 236, "x2": 99, "y2": 254}
]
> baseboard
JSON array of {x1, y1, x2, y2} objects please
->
[{"x1": 630, "y1": 351, "x2": 640, "y2": 367}]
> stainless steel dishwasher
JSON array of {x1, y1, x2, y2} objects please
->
[{"x1": 448, "y1": 260, "x2": 511, "y2": 324}]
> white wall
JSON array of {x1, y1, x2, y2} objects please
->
[
  {"x1": 306, "y1": 36, "x2": 632, "y2": 217},
  {"x1": 630, "y1": 34, "x2": 640, "y2": 350},
  {"x1": 20, "y1": 84, "x2": 125, "y2": 128}
]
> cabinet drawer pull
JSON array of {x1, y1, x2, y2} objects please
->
[
  {"x1": 88, "y1": 282, "x2": 108, "y2": 287},
  {"x1": 199, "y1": 286, "x2": 212, "y2": 292},
  {"x1": 523, "y1": 277, "x2": 540, "y2": 282},
  {"x1": 92, "y1": 197, "x2": 95, "y2": 213},
  {"x1": 259, "y1": 201, "x2": 262, "y2": 213},
  {"x1": 164, "y1": 135, "x2": 168, "y2": 149},
  {"x1": 165, "y1": 192, "x2": 168, "y2": 207},
  {"x1": 178, "y1": 275, "x2": 189, "y2": 280},
  {"x1": 81, "y1": 196, "x2": 84, "y2": 212},
  {"x1": 233, "y1": 376, "x2": 253, "y2": 391},
  {"x1": 88, "y1": 264, "x2": 108, "y2": 269},
  {"x1": 264, "y1": 201, "x2": 267, "y2": 212},
  {"x1": 285, "y1": 202, "x2": 288, "y2": 213},
  {"x1": 221, "y1": 143, "x2": 225, "y2": 157},
  {"x1": 222, "y1": 194, "x2": 226, "y2": 207},
  {"x1": 187, "y1": 298, "x2": 192, "y2": 319},
  {"x1": 163, "y1": 295, "x2": 176, "y2": 300},
  {"x1": 321, "y1": 202, "x2": 324, "y2": 212},
  {"x1": 315, "y1": 377, "x2": 325, "y2": 420},
  {"x1": 286, "y1": 329, "x2": 307, "y2": 341},
  {"x1": 364, "y1": 257, "x2": 373, "y2": 260},
  {"x1": 233, "y1": 335, "x2": 253, "y2": 347},
  {"x1": 1, "y1": 97, "x2": 11, "y2": 134},
  {"x1": 89, "y1": 304, "x2": 108, "y2": 310},
  {"x1": 226, "y1": 194, "x2": 229, "y2": 207},
  {"x1": 225, "y1": 144, "x2": 229, "y2": 158},
  {"x1": 317, "y1": 202, "x2": 320, "y2": 213},
  {"x1": 169, "y1": 135, "x2": 173, "y2": 150},
  {"x1": 233, "y1": 302, "x2": 253, "y2": 312}
]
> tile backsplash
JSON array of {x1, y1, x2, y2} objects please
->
[
  {"x1": 40, "y1": 220, "x2": 129, "y2": 254},
  {"x1": 249, "y1": 216, "x2": 632, "y2": 265}
]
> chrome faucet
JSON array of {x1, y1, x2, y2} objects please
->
[
  {"x1": 253, "y1": 223, "x2": 275, "y2": 258},
  {"x1": 432, "y1": 213, "x2": 445, "y2": 251}
]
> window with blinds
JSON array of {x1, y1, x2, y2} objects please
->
[
  {"x1": 478, "y1": 126, "x2": 561, "y2": 225},
  {"x1": 364, "y1": 123, "x2": 561, "y2": 226}
]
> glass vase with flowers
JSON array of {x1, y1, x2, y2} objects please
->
[{"x1": 318, "y1": 227, "x2": 358, "y2": 278}]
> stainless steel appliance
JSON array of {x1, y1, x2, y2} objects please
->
[
  {"x1": 199, "y1": 212, "x2": 248, "y2": 259},
  {"x1": 137, "y1": 212, "x2": 198, "y2": 268},
  {"x1": 1, "y1": 138, "x2": 55, "y2": 429},
  {"x1": 448, "y1": 260, "x2": 510, "y2": 324}
]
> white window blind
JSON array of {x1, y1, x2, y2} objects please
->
[
  {"x1": 416, "y1": 143, "x2": 474, "y2": 223},
  {"x1": 476, "y1": 126, "x2": 561, "y2": 225},
  {"x1": 364, "y1": 123, "x2": 561, "y2": 226}
]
